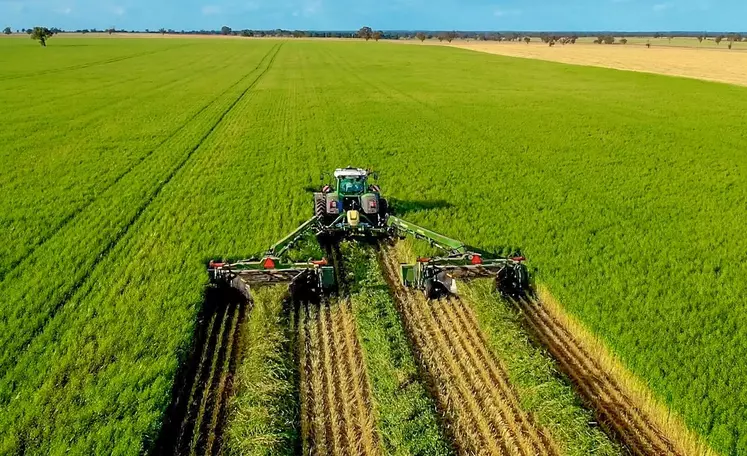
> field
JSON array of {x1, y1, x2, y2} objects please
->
[
  {"x1": 434, "y1": 39, "x2": 747, "y2": 87},
  {"x1": 1, "y1": 36, "x2": 747, "y2": 455}
]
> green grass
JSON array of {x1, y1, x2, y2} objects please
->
[
  {"x1": 1, "y1": 36, "x2": 746, "y2": 454},
  {"x1": 222, "y1": 286, "x2": 298, "y2": 456},
  {"x1": 342, "y1": 242, "x2": 454, "y2": 456}
]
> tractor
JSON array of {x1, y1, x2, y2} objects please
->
[{"x1": 209, "y1": 167, "x2": 530, "y2": 301}]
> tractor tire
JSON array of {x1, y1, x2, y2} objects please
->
[
  {"x1": 378, "y1": 198, "x2": 389, "y2": 226},
  {"x1": 314, "y1": 194, "x2": 326, "y2": 218}
]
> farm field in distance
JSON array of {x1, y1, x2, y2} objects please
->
[
  {"x1": 1, "y1": 36, "x2": 746, "y2": 455},
  {"x1": 431, "y1": 39, "x2": 747, "y2": 87}
]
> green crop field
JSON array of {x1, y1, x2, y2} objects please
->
[{"x1": 1, "y1": 36, "x2": 746, "y2": 455}]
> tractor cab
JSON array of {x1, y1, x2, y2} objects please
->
[{"x1": 334, "y1": 168, "x2": 370, "y2": 195}]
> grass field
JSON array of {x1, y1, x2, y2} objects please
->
[{"x1": 1, "y1": 36, "x2": 746, "y2": 455}]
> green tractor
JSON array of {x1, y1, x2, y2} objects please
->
[
  {"x1": 314, "y1": 167, "x2": 388, "y2": 229},
  {"x1": 209, "y1": 167, "x2": 530, "y2": 301}
]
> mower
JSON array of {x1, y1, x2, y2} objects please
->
[{"x1": 208, "y1": 167, "x2": 530, "y2": 301}]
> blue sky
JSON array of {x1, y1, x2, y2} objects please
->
[{"x1": 1, "y1": 0, "x2": 744, "y2": 32}]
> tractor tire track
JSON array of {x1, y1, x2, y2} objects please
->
[
  {"x1": 0, "y1": 44, "x2": 192, "y2": 82},
  {"x1": 0, "y1": 43, "x2": 283, "y2": 377},
  {"x1": 378, "y1": 245, "x2": 558, "y2": 456},
  {"x1": 300, "y1": 299, "x2": 380, "y2": 456},
  {"x1": 515, "y1": 297, "x2": 683, "y2": 456},
  {"x1": 0, "y1": 44, "x2": 281, "y2": 285}
]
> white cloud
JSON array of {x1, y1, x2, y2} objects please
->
[
  {"x1": 652, "y1": 2, "x2": 673, "y2": 11},
  {"x1": 55, "y1": 6, "x2": 72, "y2": 14},
  {"x1": 303, "y1": 0, "x2": 321, "y2": 16},
  {"x1": 112, "y1": 5, "x2": 125, "y2": 16},
  {"x1": 201, "y1": 4, "x2": 222, "y2": 15},
  {"x1": 493, "y1": 8, "x2": 521, "y2": 17}
]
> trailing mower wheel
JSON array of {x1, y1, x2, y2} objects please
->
[{"x1": 496, "y1": 263, "x2": 530, "y2": 299}]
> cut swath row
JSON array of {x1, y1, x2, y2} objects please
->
[
  {"x1": 155, "y1": 286, "x2": 247, "y2": 456},
  {"x1": 378, "y1": 246, "x2": 558, "y2": 456},
  {"x1": 299, "y1": 299, "x2": 380, "y2": 456},
  {"x1": 515, "y1": 296, "x2": 684, "y2": 456}
]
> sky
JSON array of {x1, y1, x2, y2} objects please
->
[{"x1": 1, "y1": 0, "x2": 744, "y2": 32}]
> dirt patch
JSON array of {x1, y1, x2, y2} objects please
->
[{"x1": 430, "y1": 41, "x2": 747, "y2": 87}]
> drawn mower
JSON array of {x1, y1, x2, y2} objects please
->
[{"x1": 208, "y1": 167, "x2": 530, "y2": 301}]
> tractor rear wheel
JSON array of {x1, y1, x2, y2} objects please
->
[
  {"x1": 314, "y1": 195, "x2": 326, "y2": 218},
  {"x1": 378, "y1": 198, "x2": 389, "y2": 226}
]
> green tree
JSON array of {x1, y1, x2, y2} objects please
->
[
  {"x1": 3, "y1": 27, "x2": 11, "y2": 35},
  {"x1": 373, "y1": 31, "x2": 382, "y2": 41},
  {"x1": 415, "y1": 32, "x2": 426, "y2": 42},
  {"x1": 357, "y1": 26, "x2": 373, "y2": 41},
  {"x1": 524, "y1": 36, "x2": 531, "y2": 44},
  {"x1": 30, "y1": 27, "x2": 53, "y2": 46},
  {"x1": 620, "y1": 38, "x2": 628, "y2": 44},
  {"x1": 446, "y1": 31, "x2": 456, "y2": 43},
  {"x1": 715, "y1": 35, "x2": 723, "y2": 45},
  {"x1": 221, "y1": 25, "x2": 231, "y2": 35}
]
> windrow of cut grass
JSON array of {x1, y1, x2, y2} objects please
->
[
  {"x1": 341, "y1": 242, "x2": 454, "y2": 456},
  {"x1": 378, "y1": 245, "x2": 559, "y2": 456},
  {"x1": 220, "y1": 286, "x2": 298, "y2": 456},
  {"x1": 299, "y1": 299, "x2": 380, "y2": 456}
]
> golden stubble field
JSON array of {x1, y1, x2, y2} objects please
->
[{"x1": 427, "y1": 40, "x2": 747, "y2": 87}]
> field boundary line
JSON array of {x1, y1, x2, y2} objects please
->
[
  {"x1": 1, "y1": 43, "x2": 283, "y2": 373},
  {"x1": 0, "y1": 44, "x2": 281, "y2": 285}
]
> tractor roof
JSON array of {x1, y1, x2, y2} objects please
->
[{"x1": 334, "y1": 167, "x2": 368, "y2": 179}]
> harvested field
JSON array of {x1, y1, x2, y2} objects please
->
[
  {"x1": 379, "y1": 247, "x2": 558, "y2": 456},
  {"x1": 156, "y1": 286, "x2": 247, "y2": 456},
  {"x1": 433, "y1": 41, "x2": 747, "y2": 87},
  {"x1": 516, "y1": 294, "x2": 692, "y2": 456},
  {"x1": 299, "y1": 299, "x2": 380, "y2": 456}
]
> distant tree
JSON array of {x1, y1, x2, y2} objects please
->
[
  {"x1": 159, "y1": 28, "x2": 166, "y2": 35},
  {"x1": 437, "y1": 33, "x2": 445, "y2": 42},
  {"x1": 357, "y1": 26, "x2": 373, "y2": 41},
  {"x1": 728, "y1": 41, "x2": 733, "y2": 49},
  {"x1": 373, "y1": 31, "x2": 382, "y2": 41},
  {"x1": 241, "y1": 29, "x2": 252, "y2": 37},
  {"x1": 524, "y1": 36, "x2": 530, "y2": 44},
  {"x1": 603, "y1": 35, "x2": 615, "y2": 44},
  {"x1": 646, "y1": 41, "x2": 651, "y2": 48},
  {"x1": 3, "y1": 27, "x2": 11, "y2": 35},
  {"x1": 415, "y1": 32, "x2": 426, "y2": 42},
  {"x1": 620, "y1": 38, "x2": 628, "y2": 44},
  {"x1": 549, "y1": 40, "x2": 555, "y2": 47},
  {"x1": 715, "y1": 35, "x2": 724, "y2": 45},
  {"x1": 446, "y1": 31, "x2": 457, "y2": 43},
  {"x1": 221, "y1": 25, "x2": 231, "y2": 35},
  {"x1": 30, "y1": 26, "x2": 53, "y2": 46},
  {"x1": 697, "y1": 35, "x2": 704, "y2": 43}
]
